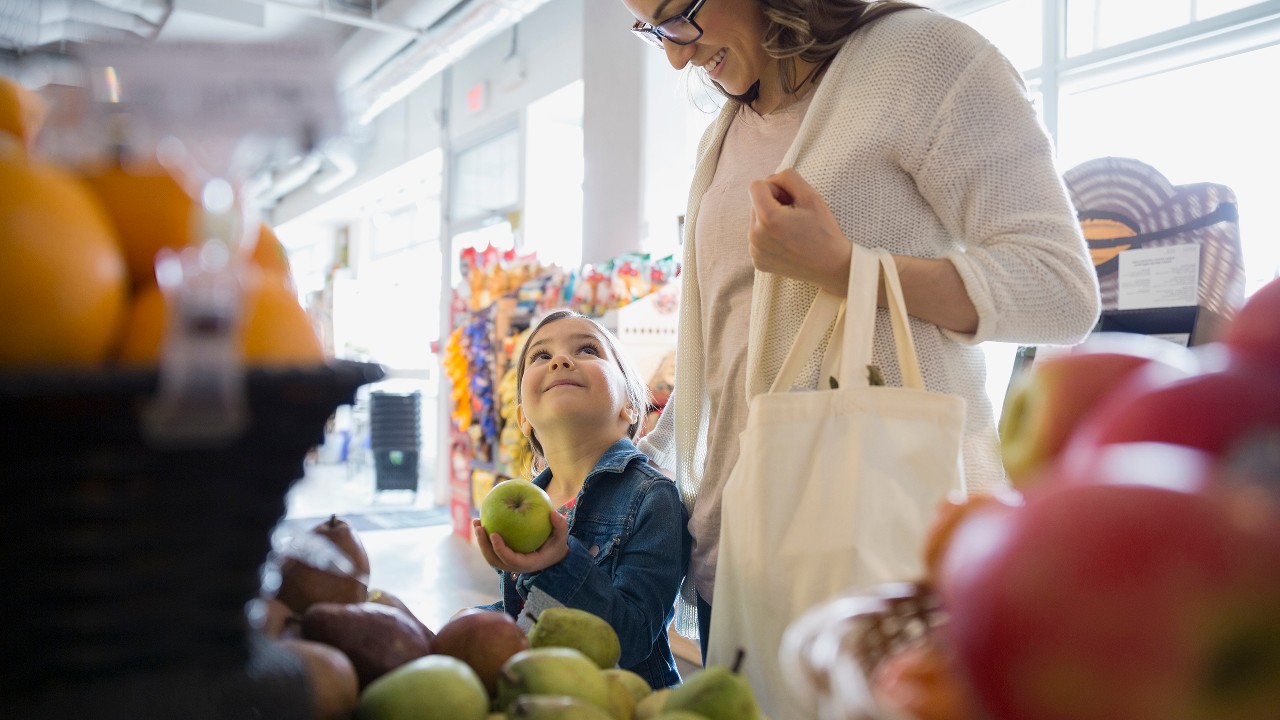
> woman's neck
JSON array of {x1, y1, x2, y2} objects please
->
[{"x1": 752, "y1": 57, "x2": 822, "y2": 115}]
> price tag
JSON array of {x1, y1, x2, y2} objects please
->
[
  {"x1": 82, "y1": 41, "x2": 343, "y2": 151},
  {"x1": 1117, "y1": 244, "x2": 1201, "y2": 310}
]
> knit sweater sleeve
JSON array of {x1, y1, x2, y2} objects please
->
[{"x1": 905, "y1": 26, "x2": 1100, "y2": 346}]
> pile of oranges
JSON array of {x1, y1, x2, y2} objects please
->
[{"x1": 0, "y1": 75, "x2": 324, "y2": 369}]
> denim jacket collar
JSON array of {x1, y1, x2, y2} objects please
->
[{"x1": 531, "y1": 438, "x2": 644, "y2": 494}]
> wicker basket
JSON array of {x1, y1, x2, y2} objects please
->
[
  {"x1": 0, "y1": 360, "x2": 384, "y2": 718},
  {"x1": 781, "y1": 581, "x2": 944, "y2": 720}
]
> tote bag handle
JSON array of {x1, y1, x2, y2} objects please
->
[{"x1": 771, "y1": 246, "x2": 923, "y2": 393}]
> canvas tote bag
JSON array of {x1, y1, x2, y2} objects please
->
[{"x1": 707, "y1": 246, "x2": 967, "y2": 720}]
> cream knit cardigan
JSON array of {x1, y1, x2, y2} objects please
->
[{"x1": 640, "y1": 9, "x2": 1099, "y2": 622}]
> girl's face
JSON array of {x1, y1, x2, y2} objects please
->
[
  {"x1": 622, "y1": 0, "x2": 772, "y2": 97},
  {"x1": 517, "y1": 318, "x2": 635, "y2": 441}
]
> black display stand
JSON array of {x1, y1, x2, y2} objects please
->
[{"x1": 1094, "y1": 304, "x2": 1229, "y2": 347}]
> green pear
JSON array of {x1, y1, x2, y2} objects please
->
[
  {"x1": 508, "y1": 694, "x2": 615, "y2": 719},
  {"x1": 527, "y1": 607, "x2": 622, "y2": 669},
  {"x1": 496, "y1": 647, "x2": 612, "y2": 714},
  {"x1": 633, "y1": 688, "x2": 670, "y2": 720},
  {"x1": 603, "y1": 674, "x2": 637, "y2": 720},
  {"x1": 602, "y1": 668, "x2": 652, "y2": 704},
  {"x1": 661, "y1": 664, "x2": 760, "y2": 720},
  {"x1": 356, "y1": 654, "x2": 489, "y2": 720},
  {"x1": 653, "y1": 713, "x2": 712, "y2": 720}
]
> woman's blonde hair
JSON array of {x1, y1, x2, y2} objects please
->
[
  {"x1": 514, "y1": 309, "x2": 653, "y2": 467},
  {"x1": 712, "y1": 0, "x2": 923, "y2": 104}
]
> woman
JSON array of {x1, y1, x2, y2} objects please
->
[{"x1": 622, "y1": 0, "x2": 1102, "y2": 659}]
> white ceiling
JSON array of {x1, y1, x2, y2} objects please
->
[
  {"x1": 153, "y1": 1, "x2": 359, "y2": 45},
  {"x1": 1, "y1": 1, "x2": 455, "y2": 90}
]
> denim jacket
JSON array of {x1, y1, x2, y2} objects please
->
[{"x1": 481, "y1": 439, "x2": 691, "y2": 689}]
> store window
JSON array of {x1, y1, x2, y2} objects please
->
[
  {"x1": 957, "y1": 0, "x2": 1042, "y2": 72},
  {"x1": 1064, "y1": 0, "x2": 1270, "y2": 56},
  {"x1": 1056, "y1": 42, "x2": 1280, "y2": 296},
  {"x1": 930, "y1": 0, "x2": 1280, "y2": 420},
  {"x1": 523, "y1": 81, "x2": 585, "y2": 271},
  {"x1": 451, "y1": 127, "x2": 520, "y2": 227}
]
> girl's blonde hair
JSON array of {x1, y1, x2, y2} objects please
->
[{"x1": 514, "y1": 309, "x2": 653, "y2": 467}]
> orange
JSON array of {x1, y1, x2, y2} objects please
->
[
  {"x1": 871, "y1": 638, "x2": 986, "y2": 720},
  {"x1": 0, "y1": 143, "x2": 128, "y2": 366},
  {"x1": 921, "y1": 491, "x2": 1019, "y2": 586},
  {"x1": 79, "y1": 160, "x2": 200, "y2": 287},
  {"x1": 116, "y1": 273, "x2": 324, "y2": 367},
  {"x1": 249, "y1": 222, "x2": 294, "y2": 283},
  {"x1": 0, "y1": 75, "x2": 46, "y2": 150}
]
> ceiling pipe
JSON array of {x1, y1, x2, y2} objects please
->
[
  {"x1": 350, "y1": 0, "x2": 552, "y2": 125},
  {"x1": 0, "y1": 0, "x2": 169, "y2": 51},
  {"x1": 242, "y1": 0, "x2": 422, "y2": 37},
  {"x1": 311, "y1": 143, "x2": 358, "y2": 193},
  {"x1": 328, "y1": 0, "x2": 459, "y2": 92}
]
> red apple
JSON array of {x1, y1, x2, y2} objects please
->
[
  {"x1": 1061, "y1": 354, "x2": 1280, "y2": 473},
  {"x1": 1042, "y1": 441, "x2": 1217, "y2": 495},
  {"x1": 939, "y1": 480, "x2": 1280, "y2": 720},
  {"x1": 430, "y1": 608, "x2": 530, "y2": 699},
  {"x1": 998, "y1": 332, "x2": 1197, "y2": 489},
  {"x1": 1224, "y1": 275, "x2": 1280, "y2": 366}
]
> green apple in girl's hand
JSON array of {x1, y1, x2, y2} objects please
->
[{"x1": 481, "y1": 480, "x2": 554, "y2": 553}]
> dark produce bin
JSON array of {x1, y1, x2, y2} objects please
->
[{"x1": 0, "y1": 360, "x2": 385, "y2": 719}]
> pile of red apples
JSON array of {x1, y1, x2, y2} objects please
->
[{"x1": 931, "y1": 277, "x2": 1280, "y2": 720}]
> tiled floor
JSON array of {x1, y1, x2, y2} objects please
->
[{"x1": 280, "y1": 459, "x2": 702, "y2": 673}]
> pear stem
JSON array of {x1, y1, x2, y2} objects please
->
[
  {"x1": 732, "y1": 648, "x2": 745, "y2": 673},
  {"x1": 328, "y1": 513, "x2": 338, "y2": 527}
]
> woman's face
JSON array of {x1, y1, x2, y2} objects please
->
[{"x1": 622, "y1": 0, "x2": 772, "y2": 97}]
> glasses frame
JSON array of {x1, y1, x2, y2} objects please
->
[{"x1": 630, "y1": 0, "x2": 709, "y2": 49}]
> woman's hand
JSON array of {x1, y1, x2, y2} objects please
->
[
  {"x1": 748, "y1": 168, "x2": 980, "y2": 333},
  {"x1": 471, "y1": 510, "x2": 570, "y2": 575},
  {"x1": 747, "y1": 168, "x2": 852, "y2": 295}
]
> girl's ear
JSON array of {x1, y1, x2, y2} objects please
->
[{"x1": 516, "y1": 404, "x2": 533, "y2": 438}]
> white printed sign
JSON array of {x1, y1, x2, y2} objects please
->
[{"x1": 1117, "y1": 244, "x2": 1201, "y2": 310}]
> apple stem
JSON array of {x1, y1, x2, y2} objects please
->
[
  {"x1": 328, "y1": 513, "x2": 338, "y2": 527},
  {"x1": 732, "y1": 648, "x2": 745, "y2": 673}
]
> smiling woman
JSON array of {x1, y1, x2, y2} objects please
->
[{"x1": 620, "y1": 0, "x2": 1102, "y2": 713}]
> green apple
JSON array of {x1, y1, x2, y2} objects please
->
[
  {"x1": 356, "y1": 654, "x2": 488, "y2": 720},
  {"x1": 481, "y1": 480, "x2": 554, "y2": 553}
]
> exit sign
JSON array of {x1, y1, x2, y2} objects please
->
[{"x1": 466, "y1": 82, "x2": 487, "y2": 113}]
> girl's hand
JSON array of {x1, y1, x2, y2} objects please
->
[
  {"x1": 471, "y1": 510, "x2": 570, "y2": 574},
  {"x1": 747, "y1": 168, "x2": 852, "y2": 295}
]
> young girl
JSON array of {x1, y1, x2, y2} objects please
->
[{"x1": 472, "y1": 309, "x2": 690, "y2": 689}]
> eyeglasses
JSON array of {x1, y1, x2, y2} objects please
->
[{"x1": 630, "y1": 0, "x2": 708, "y2": 49}]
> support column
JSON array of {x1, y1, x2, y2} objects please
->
[{"x1": 581, "y1": 0, "x2": 646, "y2": 265}]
